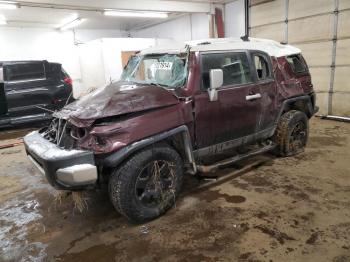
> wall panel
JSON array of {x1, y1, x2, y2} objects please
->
[
  {"x1": 339, "y1": 0, "x2": 350, "y2": 10},
  {"x1": 250, "y1": 0, "x2": 284, "y2": 27},
  {"x1": 332, "y1": 93, "x2": 350, "y2": 116},
  {"x1": 315, "y1": 93, "x2": 329, "y2": 115},
  {"x1": 337, "y1": 10, "x2": 350, "y2": 39},
  {"x1": 289, "y1": 0, "x2": 333, "y2": 20},
  {"x1": 334, "y1": 67, "x2": 350, "y2": 92},
  {"x1": 295, "y1": 41, "x2": 333, "y2": 67},
  {"x1": 309, "y1": 67, "x2": 331, "y2": 93},
  {"x1": 336, "y1": 39, "x2": 350, "y2": 66},
  {"x1": 250, "y1": 23, "x2": 285, "y2": 42},
  {"x1": 288, "y1": 14, "x2": 333, "y2": 43}
]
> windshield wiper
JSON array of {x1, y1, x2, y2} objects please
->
[{"x1": 148, "y1": 82, "x2": 171, "y2": 88}]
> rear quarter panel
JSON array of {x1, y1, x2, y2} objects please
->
[{"x1": 274, "y1": 56, "x2": 312, "y2": 101}]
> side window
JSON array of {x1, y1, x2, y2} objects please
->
[
  {"x1": 46, "y1": 63, "x2": 61, "y2": 79},
  {"x1": 5, "y1": 62, "x2": 45, "y2": 82},
  {"x1": 286, "y1": 54, "x2": 307, "y2": 73},
  {"x1": 253, "y1": 54, "x2": 271, "y2": 81},
  {"x1": 201, "y1": 52, "x2": 252, "y2": 89}
]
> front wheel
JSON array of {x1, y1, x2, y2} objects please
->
[
  {"x1": 108, "y1": 144, "x2": 183, "y2": 223},
  {"x1": 274, "y1": 110, "x2": 309, "y2": 156}
]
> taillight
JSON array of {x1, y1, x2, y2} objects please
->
[{"x1": 63, "y1": 77, "x2": 72, "y2": 85}]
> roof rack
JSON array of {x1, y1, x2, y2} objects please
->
[{"x1": 197, "y1": 41, "x2": 211, "y2": 46}]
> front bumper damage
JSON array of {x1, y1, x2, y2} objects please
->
[{"x1": 24, "y1": 131, "x2": 97, "y2": 190}]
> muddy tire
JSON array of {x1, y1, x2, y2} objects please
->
[
  {"x1": 274, "y1": 110, "x2": 309, "y2": 157},
  {"x1": 108, "y1": 144, "x2": 183, "y2": 223}
]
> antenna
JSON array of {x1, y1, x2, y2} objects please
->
[{"x1": 241, "y1": 35, "x2": 249, "y2": 42}]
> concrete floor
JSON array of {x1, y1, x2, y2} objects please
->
[{"x1": 0, "y1": 118, "x2": 349, "y2": 262}]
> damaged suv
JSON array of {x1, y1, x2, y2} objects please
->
[{"x1": 24, "y1": 38, "x2": 317, "y2": 222}]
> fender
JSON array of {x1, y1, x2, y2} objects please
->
[
  {"x1": 103, "y1": 125, "x2": 197, "y2": 173},
  {"x1": 275, "y1": 94, "x2": 317, "y2": 126}
]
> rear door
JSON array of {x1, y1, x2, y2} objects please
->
[
  {"x1": 250, "y1": 51, "x2": 278, "y2": 132},
  {"x1": 3, "y1": 61, "x2": 52, "y2": 117},
  {"x1": 194, "y1": 50, "x2": 262, "y2": 151}
]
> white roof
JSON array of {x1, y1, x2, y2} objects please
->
[{"x1": 140, "y1": 37, "x2": 301, "y2": 57}]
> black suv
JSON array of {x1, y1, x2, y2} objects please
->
[{"x1": 0, "y1": 60, "x2": 73, "y2": 128}]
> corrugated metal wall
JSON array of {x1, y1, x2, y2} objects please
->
[{"x1": 250, "y1": 0, "x2": 350, "y2": 117}]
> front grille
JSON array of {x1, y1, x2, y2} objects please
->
[{"x1": 41, "y1": 118, "x2": 75, "y2": 149}]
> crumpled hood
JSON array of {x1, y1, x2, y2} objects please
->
[{"x1": 54, "y1": 81, "x2": 180, "y2": 127}]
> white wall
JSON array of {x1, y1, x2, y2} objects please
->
[
  {"x1": 225, "y1": 0, "x2": 245, "y2": 38},
  {"x1": 77, "y1": 39, "x2": 105, "y2": 94},
  {"x1": 191, "y1": 13, "x2": 211, "y2": 40},
  {"x1": 132, "y1": 14, "x2": 210, "y2": 41},
  {"x1": 74, "y1": 29, "x2": 129, "y2": 43},
  {"x1": 0, "y1": 26, "x2": 175, "y2": 97},
  {"x1": 0, "y1": 27, "x2": 142, "y2": 97},
  {"x1": 77, "y1": 38, "x2": 171, "y2": 96},
  {"x1": 0, "y1": 27, "x2": 81, "y2": 81},
  {"x1": 0, "y1": 27, "x2": 85, "y2": 97}
]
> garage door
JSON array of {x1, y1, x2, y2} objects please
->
[{"x1": 250, "y1": 0, "x2": 350, "y2": 117}]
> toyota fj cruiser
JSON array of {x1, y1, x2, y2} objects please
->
[{"x1": 24, "y1": 38, "x2": 317, "y2": 222}]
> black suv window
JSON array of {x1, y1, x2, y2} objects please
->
[
  {"x1": 5, "y1": 62, "x2": 45, "y2": 82},
  {"x1": 286, "y1": 54, "x2": 307, "y2": 73},
  {"x1": 201, "y1": 52, "x2": 252, "y2": 89},
  {"x1": 253, "y1": 54, "x2": 271, "y2": 81}
]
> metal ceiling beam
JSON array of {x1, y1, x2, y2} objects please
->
[{"x1": 9, "y1": 0, "x2": 211, "y2": 13}]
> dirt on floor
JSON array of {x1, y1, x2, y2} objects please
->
[{"x1": 0, "y1": 118, "x2": 350, "y2": 262}]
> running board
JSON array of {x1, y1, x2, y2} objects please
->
[{"x1": 197, "y1": 143, "x2": 276, "y2": 174}]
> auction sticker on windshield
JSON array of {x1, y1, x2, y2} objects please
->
[{"x1": 154, "y1": 62, "x2": 173, "y2": 70}]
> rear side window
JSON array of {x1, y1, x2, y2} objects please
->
[
  {"x1": 61, "y1": 68, "x2": 69, "y2": 78},
  {"x1": 5, "y1": 62, "x2": 45, "y2": 82},
  {"x1": 252, "y1": 53, "x2": 272, "y2": 81},
  {"x1": 201, "y1": 52, "x2": 252, "y2": 89},
  {"x1": 46, "y1": 63, "x2": 62, "y2": 78},
  {"x1": 286, "y1": 54, "x2": 307, "y2": 73}
]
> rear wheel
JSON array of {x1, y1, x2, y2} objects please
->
[
  {"x1": 108, "y1": 144, "x2": 183, "y2": 223},
  {"x1": 274, "y1": 110, "x2": 309, "y2": 156}
]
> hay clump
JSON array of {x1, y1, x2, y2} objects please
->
[{"x1": 54, "y1": 190, "x2": 89, "y2": 213}]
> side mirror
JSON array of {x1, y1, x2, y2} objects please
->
[{"x1": 208, "y1": 69, "x2": 223, "y2": 101}]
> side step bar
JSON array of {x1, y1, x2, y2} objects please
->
[{"x1": 197, "y1": 143, "x2": 276, "y2": 174}]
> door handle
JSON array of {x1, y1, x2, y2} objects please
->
[{"x1": 246, "y1": 93, "x2": 262, "y2": 101}]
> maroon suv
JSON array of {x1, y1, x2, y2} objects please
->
[{"x1": 24, "y1": 38, "x2": 317, "y2": 222}]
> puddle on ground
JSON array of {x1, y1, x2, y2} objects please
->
[
  {"x1": 0, "y1": 195, "x2": 47, "y2": 261},
  {"x1": 0, "y1": 163, "x2": 50, "y2": 262},
  {"x1": 201, "y1": 189, "x2": 246, "y2": 204}
]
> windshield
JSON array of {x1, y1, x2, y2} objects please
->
[{"x1": 121, "y1": 53, "x2": 188, "y2": 88}]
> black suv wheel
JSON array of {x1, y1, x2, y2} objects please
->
[
  {"x1": 108, "y1": 144, "x2": 183, "y2": 223},
  {"x1": 274, "y1": 110, "x2": 309, "y2": 156}
]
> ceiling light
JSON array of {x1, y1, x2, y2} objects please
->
[
  {"x1": 60, "y1": 18, "x2": 85, "y2": 31},
  {"x1": 0, "y1": 2, "x2": 18, "y2": 10},
  {"x1": 104, "y1": 10, "x2": 168, "y2": 18}
]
